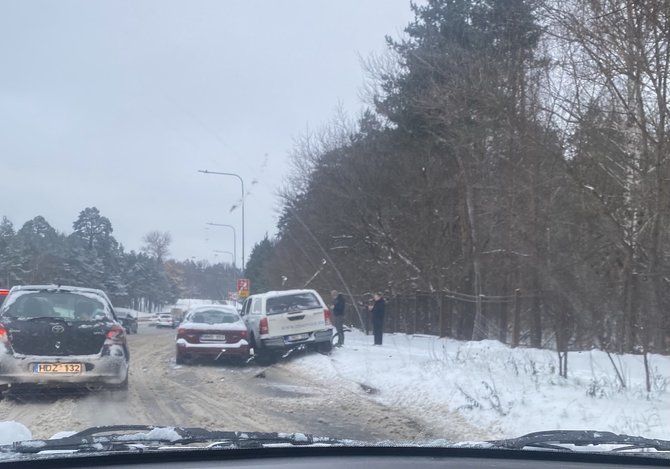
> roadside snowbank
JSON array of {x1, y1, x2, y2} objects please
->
[
  {"x1": 285, "y1": 331, "x2": 670, "y2": 440},
  {"x1": 0, "y1": 421, "x2": 31, "y2": 444}
]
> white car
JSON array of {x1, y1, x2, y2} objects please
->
[
  {"x1": 156, "y1": 313, "x2": 176, "y2": 328},
  {"x1": 240, "y1": 289, "x2": 333, "y2": 360}
]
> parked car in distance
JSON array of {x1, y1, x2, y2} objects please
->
[
  {"x1": 240, "y1": 289, "x2": 333, "y2": 360},
  {"x1": 114, "y1": 307, "x2": 139, "y2": 334},
  {"x1": 0, "y1": 285, "x2": 129, "y2": 393},
  {"x1": 175, "y1": 305, "x2": 250, "y2": 365},
  {"x1": 156, "y1": 313, "x2": 176, "y2": 328}
]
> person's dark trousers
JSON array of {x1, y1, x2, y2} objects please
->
[
  {"x1": 372, "y1": 316, "x2": 383, "y2": 345},
  {"x1": 333, "y1": 314, "x2": 345, "y2": 346}
]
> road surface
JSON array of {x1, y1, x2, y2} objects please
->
[{"x1": 0, "y1": 325, "x2": 437, "y2": 441}]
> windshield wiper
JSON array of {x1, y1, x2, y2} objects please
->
[
  {"x1": 489, "y1": 430, "x2": 670, "y2": 452},
  {"x1": 0, "y1": 425, "x2": 348, "y2": 455},
  {"x1": 5, "y1": 426, "x2": 668, "y2": 456}
]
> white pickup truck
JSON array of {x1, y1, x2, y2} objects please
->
[{"x1": 240, "y1": 289, "x2": 333, "y2": 360}]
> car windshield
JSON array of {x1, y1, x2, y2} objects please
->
[
  {"x1": 0, "y1": 0, "x2": 669, "y2": 463},
  {"x1": 188, "y1": 310, "x2": 239, "y2": 324},
  {"x1": 266, "y1": 293, "x2": 321, "y2": 315},
  {"x1": 1, "y1": 291, "x2": 107, "y2": 321}
]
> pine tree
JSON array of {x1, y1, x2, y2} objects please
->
[
  {"x1": 245, "y1": 236, "x2": 275, "y2": 294},
  {"x1": 72, "y1": 207, "x2": 113, "y2": 250}
]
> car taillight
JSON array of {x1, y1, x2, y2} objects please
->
[
  {"x1": 0, "y1": 325, "x2": 12, "y2": 352},
  {"x1": 324, "y1": 308, "x2": 332, "y2": 326},
  {"x1": 260, "y1": 317, "x2": 269, "y2": 335},
  {"x1": 105, "y1": 325, "x2": 126, "y2": 345}
]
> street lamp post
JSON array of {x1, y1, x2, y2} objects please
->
[
  {"x1": 213, "y1": 250, "x2": 235, "y2": 265},
  {"x1": 199, "y1": 170, "x2": 245, "y2": 271},
  {"x1": 206, "y1": 223, "x2": 237, "y2": 270}
]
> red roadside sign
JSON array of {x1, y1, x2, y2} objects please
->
[{"x1": 237, "y1": 278, "x2": 250, "y2": 298}]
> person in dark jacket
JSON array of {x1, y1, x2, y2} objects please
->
[
  {"x1": 368, "y1": 292, "x2": 385, "y2": 345},
  {"x1": 331, "y1": 290, "x2": 346, "y2": 346}
]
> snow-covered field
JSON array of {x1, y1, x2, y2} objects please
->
[{"x1": 285, "y1": 330, "x2": 670, "y2": 440}]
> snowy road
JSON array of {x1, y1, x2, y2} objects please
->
[{"x1": 0, "y1": 325, "x2": 433, "y2": 441}]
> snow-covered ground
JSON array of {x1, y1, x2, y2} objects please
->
[
  {"x1": 284, "y1": 330, "x2": 670, "y2": 440},
  {"x1": 0, "y1": 422, "x2": 31, "y2": 445},
  {"x1": 2, "y1": 328, "x2": 667, "y2": 446}
]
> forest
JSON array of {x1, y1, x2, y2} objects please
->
[
  {"x1": 245, "y1": 0, "x2": 670, "y2": 355},
  {"x1": 0, "y1": 208, "x2": 238, "y2": 310}
]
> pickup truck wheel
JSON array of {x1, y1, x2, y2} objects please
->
[
  {"x1": 249, "y1": 334, "x2": 275, "y2": 365},
  {"x1": 255, "y1": 349, "x2": 277, "y2": 366},
  {"x1": 232, "y1": 356, "x2": 249, "y2": 367}
]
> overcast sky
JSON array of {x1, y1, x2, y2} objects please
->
[{"x1": 0, "y1": 1, "x2": 417, "y2": 267}]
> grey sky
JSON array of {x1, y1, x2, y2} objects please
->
[{"x1": 1, "y1": 1, "x2": 416, "y2": 266}]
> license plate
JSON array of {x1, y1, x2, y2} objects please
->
[
  {"x1": 200, "y1": 334, "x2": 227, "y2": 342},
  {"x1": 287, "y1": 333, "x2": 309, "y2": 342},
  {"x1": 33, "y1": 363, "x2": 82, "y2": 374}
]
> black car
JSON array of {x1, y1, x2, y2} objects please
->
[
  {"x1": 0, "y1": 285, "x2": 130, "y2": 392},
  {"x1": 115, "y1": 307, "x2": 139, "y2": 334}
]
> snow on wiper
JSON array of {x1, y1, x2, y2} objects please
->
[
  {"x1": 1, "y1": 425, "x2": 348, "y2": 455},
  {"x1": 489, "y1": 430, "x2": 670, "y2": 452}
]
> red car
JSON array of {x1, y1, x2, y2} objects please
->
[
  {"x1": 175, "y1": 305, "x2": 250, "y2": 365},
  {"x1": 0, "y1": 289, "x2": 9, "y2": 308}
]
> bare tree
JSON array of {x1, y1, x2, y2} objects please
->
[
  {"x1": 142, "y1": 231, "x2": 172, "y2": 262},
  {"x1": 547, "y1": 0, "x2": 670, "y2": 353}
]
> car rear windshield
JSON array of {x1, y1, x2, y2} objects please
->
[
  {"x1": 266, "y1": 292, "x2": 321, "y2": 315},
  {"x1": 0, "y1": 291, "x2": 108, "y2": 321},
  {"x1": 189, "y1": 310, "x2": 239, "y2": 324}
]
